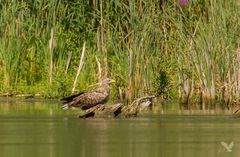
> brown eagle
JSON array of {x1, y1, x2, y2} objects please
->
[{"x1": 61, "y1": 78, "x2": 115, "y2": 110}]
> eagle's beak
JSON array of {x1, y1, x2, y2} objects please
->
[{"x1": 110, "y1": 79, "x2": 116, "y2": 84}]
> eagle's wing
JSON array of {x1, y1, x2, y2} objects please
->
[
  {"x1": 71, "y1": 91, "x2": 108, "y2": 109},
  {"x1": 61, "y1": 92, "x2": 85, "y2": 103}
]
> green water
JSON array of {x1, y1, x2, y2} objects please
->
[{"x1": 0, "y1": 99, "x2": 239, "y2": 157}]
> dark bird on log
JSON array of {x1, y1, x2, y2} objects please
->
[{"x1": 61, "y1": 78, "x2": 115, "y2": 110}]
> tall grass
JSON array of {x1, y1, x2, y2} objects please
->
[{"x1": 0, "y1": 0, "x2": 239, "y2": 109}]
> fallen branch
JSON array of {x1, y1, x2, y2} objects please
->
[
  {"x1": 79, "y1": 103, "x2": 123, "y2": 118},
  {"x1": 78, "y1": 95, "x2": 156, "y2": 119}
]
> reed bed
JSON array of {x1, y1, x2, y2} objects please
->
[{"x1": 0, "y1": 0, "x2": 239, "y2": 109}]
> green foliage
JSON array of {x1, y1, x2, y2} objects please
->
[
  {"x1": 153, "y1": 70, "x2": 170, "y2": 97},
  {"x1": 0, "y1": 0, "x2": 239, "y2": 106}
]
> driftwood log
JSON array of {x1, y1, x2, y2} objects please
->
[{"x1": 79, "y1": 95, "x2": 156, "y2": 118}]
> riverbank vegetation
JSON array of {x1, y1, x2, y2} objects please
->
[{"x1": 0, "y1": 0, "x2": 240, "y2": 109}]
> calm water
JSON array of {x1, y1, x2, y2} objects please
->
[{"x1": 0, "y1": 99, "x2": 239, "y2": 157}]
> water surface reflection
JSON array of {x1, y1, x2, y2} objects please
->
[{"x1": 0, "y1": 99, "x2": 239, "y2": 157}]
